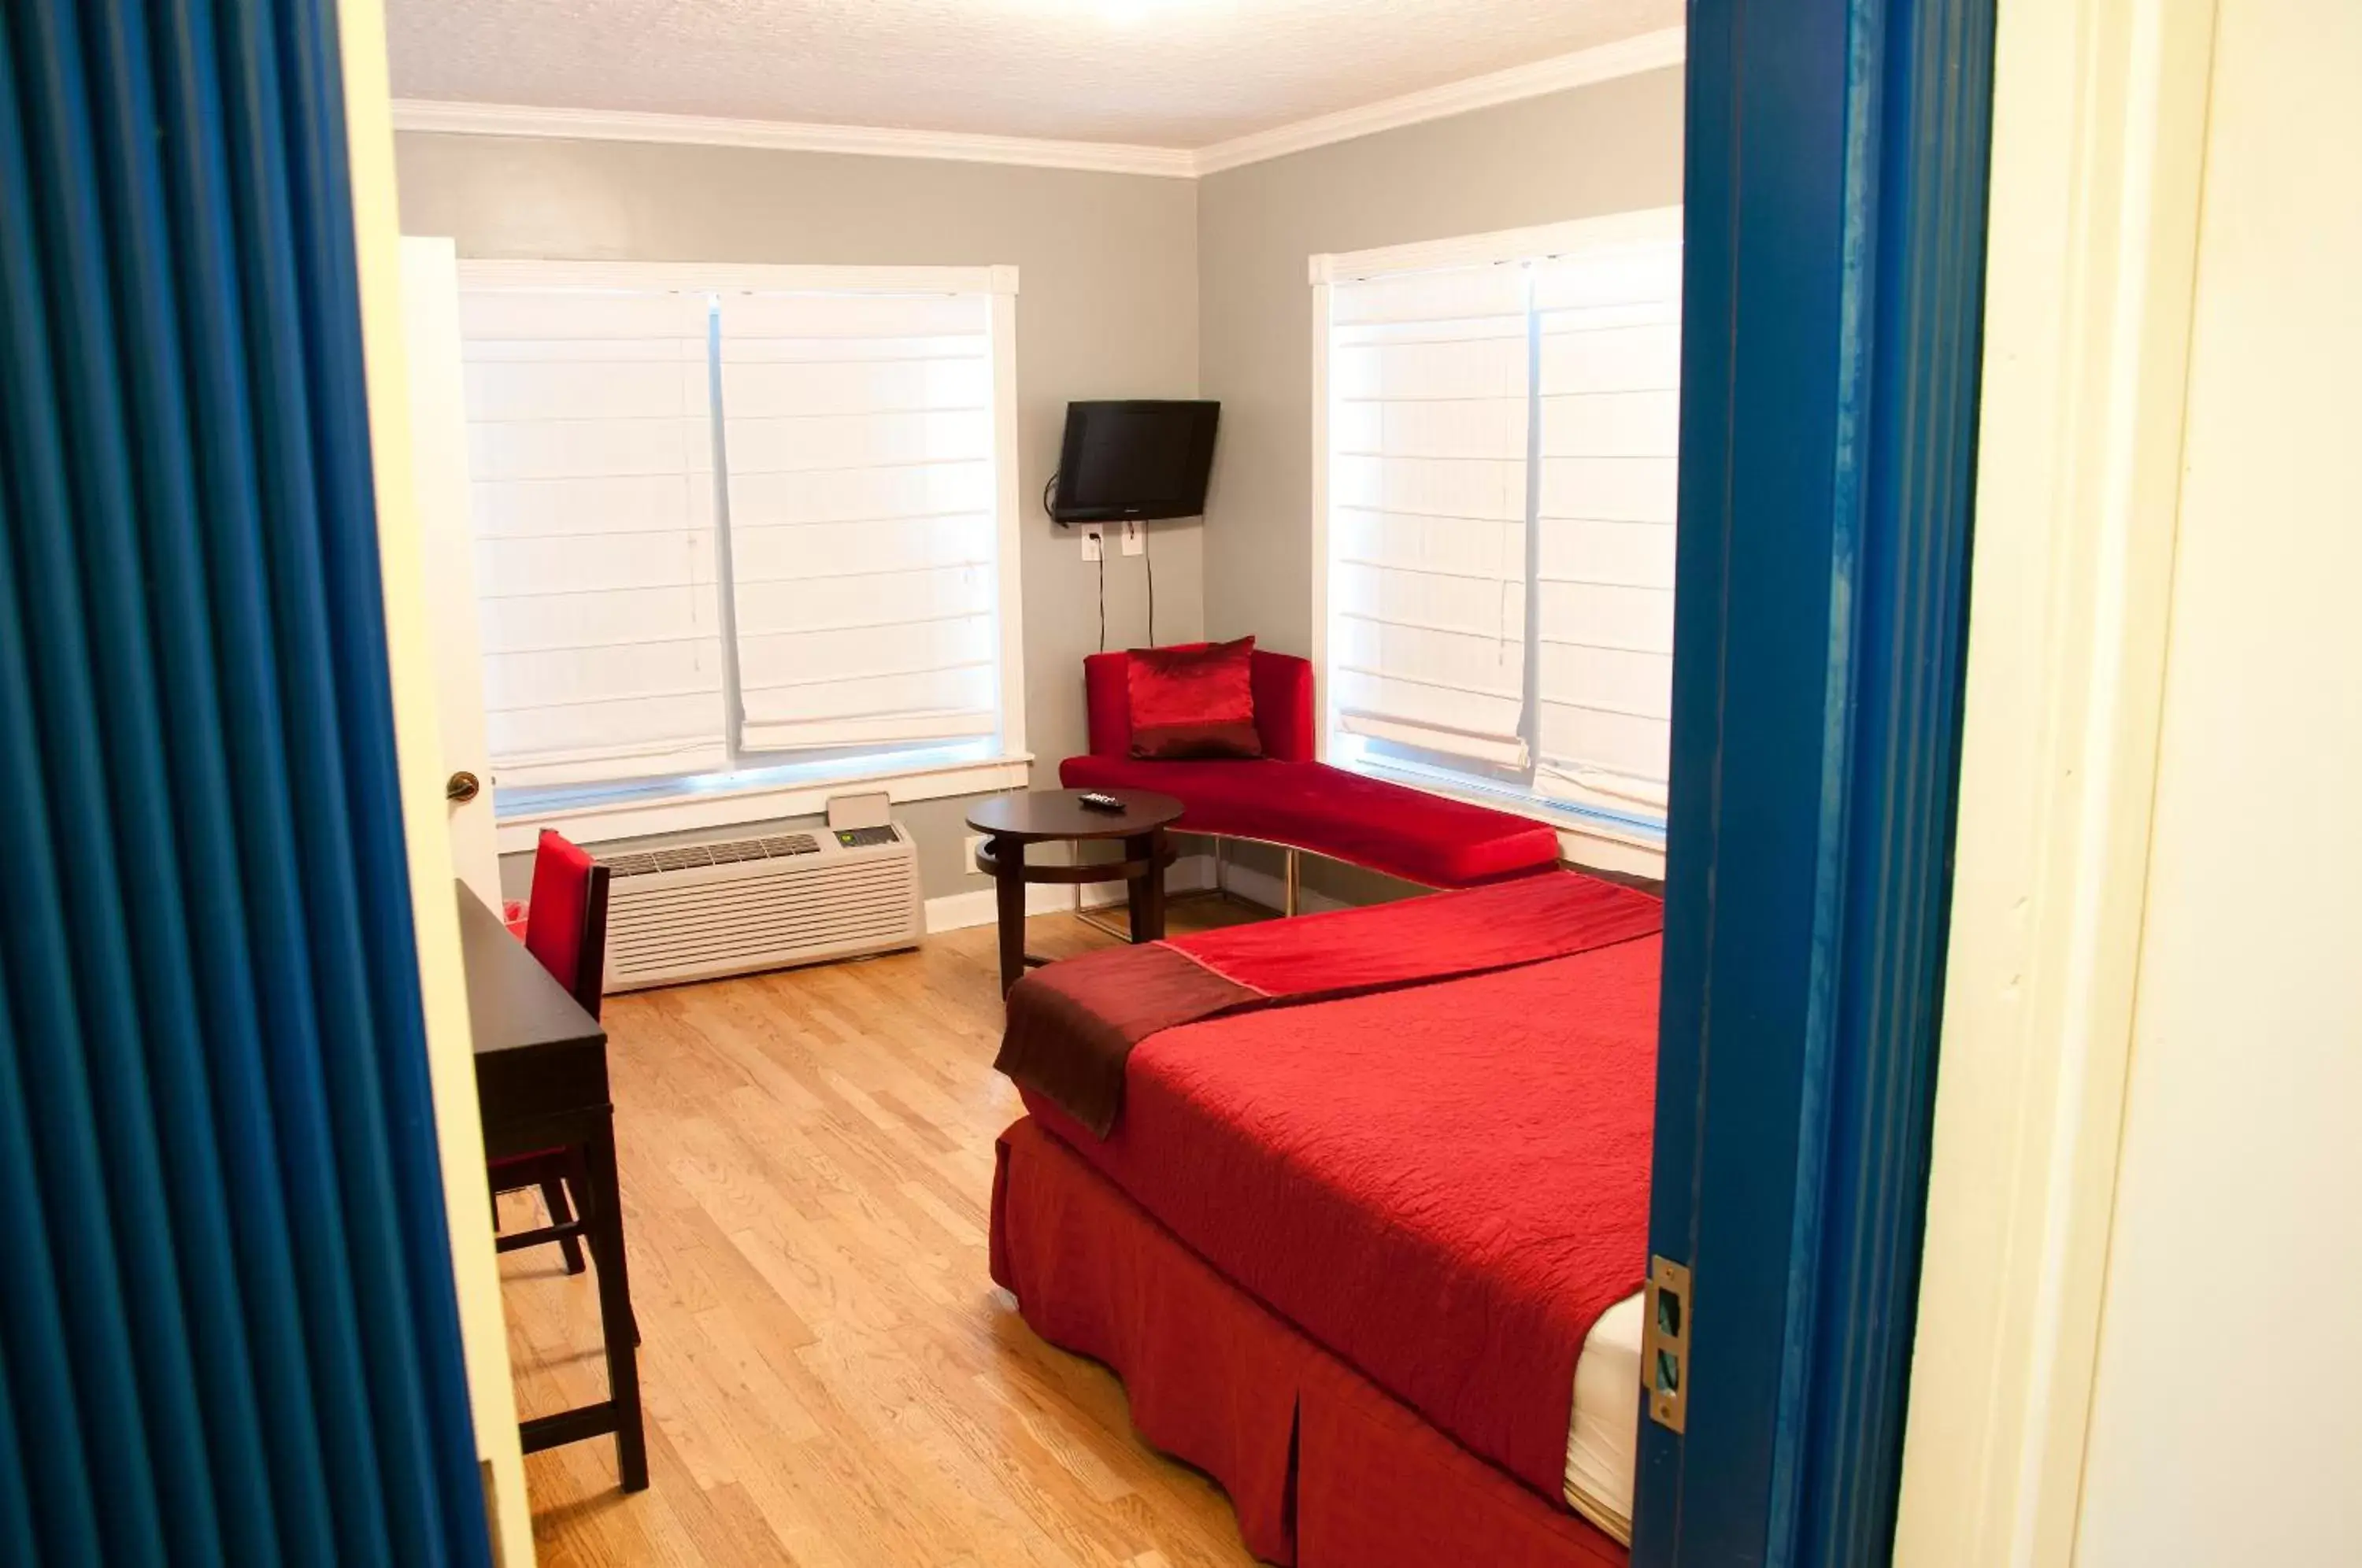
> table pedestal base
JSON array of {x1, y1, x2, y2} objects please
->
[{"x1": 978, "y1": 830, "x2": 1176, "y2": 994}]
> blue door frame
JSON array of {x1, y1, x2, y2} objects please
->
[{"x1": 1637, "y1": 1, "x2": 1995, "y2": 1564}]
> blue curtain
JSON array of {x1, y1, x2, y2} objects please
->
[{"x1": 0, "y1": 2, "x2": 490, "y2": 1562}]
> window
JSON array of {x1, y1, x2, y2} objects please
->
[
  {"x1": 455, "y1": 261, "x2": 1024, "y2": 821},
  {"x1": 1312, "y1": 212, "x2": 1681, "y2": 842},
  {"x1": 462, "y1": 281, "x2": 726, "y2": 787}
]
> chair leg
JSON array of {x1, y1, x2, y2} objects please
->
[
  {"x1": 540, "y1": 1176, "x2": 587, "y2": 1274},
  {"x1": 491, "y1": 1148, "x2": 584, "y2": 1267},
  {"x1": 566, "y1": 1146, "x2": 639, "y2": 1344},
  {"x1": 1285, "y1": 847, "x2": 1300, "y2": 917},
  {"x1": 577, "y1": 1119, "x2": 648, "y2": 1491}
]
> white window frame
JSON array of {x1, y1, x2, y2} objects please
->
[
  {"x1": 1309, "y1": 211, "x2": 1682, "y2": 878},
  {"x1": 453, "y1": 260, "x2": 1029, "y2": 853}
]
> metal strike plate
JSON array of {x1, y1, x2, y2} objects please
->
[{"x1": 1642, "y1": 1255, "x2": 1691, "y2": 1433}]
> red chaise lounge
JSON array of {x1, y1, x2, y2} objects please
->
[{"x1": 1060, "y1": 648, "x2": 1562, "y2": 911}]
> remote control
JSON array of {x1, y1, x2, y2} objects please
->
[{"x1": 1076, "y1": 791, "x2": 1127, "y2": 813}]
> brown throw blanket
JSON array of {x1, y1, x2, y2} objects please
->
[{"x1": 993, "y1": 871, "x2": 1664, "y2": 1137}]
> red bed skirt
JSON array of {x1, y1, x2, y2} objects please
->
[{"x1": 991, "y1": 1116, "x2": 1630, "y2": 1568}]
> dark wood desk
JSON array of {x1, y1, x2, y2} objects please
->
[
  {"x1": 965, "y1": 790, "x2": 1183, "y2": 994},
  {"x1": 456, "y1": 882, "x2": 647, "y2": 1492}
]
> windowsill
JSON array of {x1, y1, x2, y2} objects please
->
[
  {"x1": 490, "y1": 751, "x2": 1034, "y2": 854},
  {"x1": 1338, "y1": 755, "x2": 1670, "y2": 879}
]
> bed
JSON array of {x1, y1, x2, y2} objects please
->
[{"x1": 988, "y1": 872, "x2": 1661, "y2": 1566}]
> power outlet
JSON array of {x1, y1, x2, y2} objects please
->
[
  {"x1": 1079, "y1": 525, "x2": 1105, "y2": 562},
  {"x1": 1121, "y1": 519, "x2": 1145, "y2": 556}
]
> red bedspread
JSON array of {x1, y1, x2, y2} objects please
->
[
  {"x1": 1019, "y1": 926, "x2": 1662, "y2": 1503},
  {"x1": 1168, "y1": 869, "x2": 1660, "y2": 994},
  {"x1": 999, "y1": 871, "x2": 1664, "y2": 1135}
]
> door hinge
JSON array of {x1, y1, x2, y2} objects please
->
[{"x1": 1642, "y1": 1255, "x2": 1690, "y2": 1433}]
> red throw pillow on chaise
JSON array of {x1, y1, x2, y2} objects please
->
[{"x1": 1127, "y1": 636, "x2": 1262, "y2": 760}]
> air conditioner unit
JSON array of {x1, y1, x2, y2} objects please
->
[{"x1": 597, "y1": 825, "x2": 921, "y2": 992}]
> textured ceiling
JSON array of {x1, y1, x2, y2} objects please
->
[{"x1": 385, "y1": 0, "x2": 1683, "y2": 149}]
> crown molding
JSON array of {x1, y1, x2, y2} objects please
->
[
  {"x1": 391, "y1": 25, "x2": 1685, "y2": 182},
  {"x1": 454, "y1": 258, "x2": 1020, "y2": 297},
  {"x1": 390, "y1": 98, "x2": 1200, "y2": 179},
  {"x1": 1308, "y1": 205, "x2": 1683, "y2": 284},
  {"x1": 1192, "y1": 27, "x2": 1686, "y2": 176}
]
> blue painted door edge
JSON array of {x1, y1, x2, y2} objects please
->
[{"x1": 1637, "y1": 1, "x2": 1996, "y2": 1564}]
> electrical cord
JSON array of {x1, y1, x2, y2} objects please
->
[
  {"x1": 1050, "y1": 468, "x2": 1116, "y2": 649},
  {"x1": 1143, "y1": 523, "x2": 1155, "y2": 645}
]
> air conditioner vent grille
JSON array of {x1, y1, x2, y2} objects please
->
[
  {"x1": 594, "y1": 823, "x2": 919, "y2": 991},
  {"x1": 599, "y1": 833, "x2": 820, "y2": 878}
]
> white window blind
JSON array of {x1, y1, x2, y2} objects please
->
[
  {"x1": 461, "y1": 285, "x2": 727, "y2": 787},
  {"x1": 1327, "y1": 264, "x2": 1532, "y2": 768},
  {"x1": 1317, "y1": 210, "x2": 1682, "y2": 835},
  {"x1": 1533, "y1": 239, "x2": 1683, "y2": 816},
  {"x1": 718, "y1": 290, "x2": 1001, "y2": 754},
  {"x1": 451, "y1": 263, "x2": 1024, "y2": 816}
]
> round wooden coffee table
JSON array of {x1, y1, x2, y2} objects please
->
[{"x1": 966, "y1": 789, "x2": 1185, "y2": 995}]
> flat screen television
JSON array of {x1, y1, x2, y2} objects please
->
[{"x1": 1050, "y1": 400, "x2": 1220, "y2": 523}]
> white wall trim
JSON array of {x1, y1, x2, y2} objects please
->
[
  {"x1": 1307, "y1": 269, "x2": 1331, "y2": 761},
  {"x1": 454, "y1": 257, "x2": 1018, "y2": 296},
  {"x1": 1552, "y1": 824, "x2": 1664, "y2": 882},
  {"x1": 1309, "y1": 206, "x2": 1684, "y2": 284},
  {"x1": 990, "y1": 288, "x2": 1028, "y2": 760},
  {"x1": 390, "y1": 26, "x2": 1684, "y2": 182},
  {"x1": 494, "y1": 753, "x2": 1033, "y2": 853},
  {"x1": 924, "y1": 882, "x2": 1074, "y2": 934},
  {"x1": 1890, "y1": 2, "x2": 2218, "y2": 1565},
  {"x1": 392, "y1": 97, "x2": 1199, "y2": 179},
  {"x1": 1194, "y1": 27, "x2": 1687, "y2": 176}
]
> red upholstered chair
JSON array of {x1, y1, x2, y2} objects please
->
[
  {"x1": 522, "y1": 830, "x2": 610, "y2": 1020},
  {"x1": 491, "y1": 832, "x2": 613, "y2": 1274},
  {"x1": 1064, "y1": 647, "x2": 1561, "y2": 913}
]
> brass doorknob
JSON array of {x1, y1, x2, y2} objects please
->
[{"x1": 446, "y1": 771, "x2": 481, "y2": 803}]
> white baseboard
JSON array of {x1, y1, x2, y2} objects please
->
[
  {"x1": 921, "y1": 882, "x2": 1063, "y2": 934},
  {"x1": 924, "y1": 854, "x2": 1216, "y2": 934},
  {"x1": 1556, "y1": 828, "x2": 1667, "y2": 882}
]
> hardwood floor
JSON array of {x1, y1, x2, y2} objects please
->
[{"x1": 497, "y1": 900, "x2": 1271, "y2": 1567}]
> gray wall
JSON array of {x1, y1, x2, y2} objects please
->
[
  {"x1": 394, "y1": 133, "x2": 1201, "y2": 899},
  {"x1": 1196, "y1": 67, "x2": 1686, "y2": 657}
]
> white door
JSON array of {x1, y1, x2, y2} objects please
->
[{"x1": 398, "y1": 236, "x2": 502, "y2": 908}]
